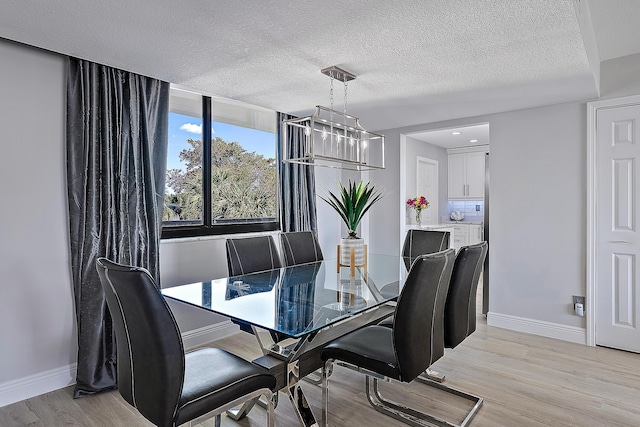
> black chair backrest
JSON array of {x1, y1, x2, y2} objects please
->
[
  {"x1": 444, "y1": 242, "x2": 488, "y2": 348},
  {"x1": 226, "y1": 235, "x2": 283, "y2": 276},
  {"x1": 280, "y1": 231, "x2": 324, "y2": 266},
  {"x1": 392, "y1": 249, "x2": 455, "y2": 382},
  {"x1": 402, "y1": 229, "x2": 450, "y2": 268},
  {"x1": 96, "y1": 258, "x2": 184, "y2": 427}
]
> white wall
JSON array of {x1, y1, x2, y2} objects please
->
[
  {"x1": 370, "y1": 101, "x2": 587, "y2": 340},
  {"x1": 314, "y1": 166, "x2": 342, "y2": 254},
  {"x1": 488, "y1": 102, "x2": 585, "y2": 328},
  {"x1": 0, "y1": 40, "x2": 77, "y2": 405},
  {"x1": 600, "y1": 52, "x2": 640, "y2": 99},
  {"x1": 367, "y1": 131, "x2": 402, "y2": 256}
]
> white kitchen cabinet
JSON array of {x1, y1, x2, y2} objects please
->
[
  {"x1": 449, "y1": 223, "x2": 483, "y2": 250},
  {"x1": 468, "y1": 224, "x2": 483, "y2": 245},
  {"x1": 448, "y1": 151, "x2": 486, "y2": 199},
  {"x1": 452, "y1": 224, "x2": 468, "y2": 249},
  {"x1": 447, "y1": 154, "x2": 467, "y2": 198}
]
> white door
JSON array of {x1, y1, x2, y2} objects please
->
[
  {"x1": 417, "y1": 157, "x2": 438, "y2": 225},
  {"x1": 596, "y1": 105, "x2": 640, "y2": 353}
]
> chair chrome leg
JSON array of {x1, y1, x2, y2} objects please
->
[
  {"x1": 419, "y1": 368, "x2": 445, "y2": 383},
  {"x1": 365, "y1": 375, "x2": 483, "y2": 427},
  {"x1": 416, "y1": 377, "x2": 483, "y2": 427},
  {"x1": 303, "y1": 368, "x2": 323, "y2": 385},
  {"x1": 366, "y1": 376, "x2": 442, "y2": 427},
  {"x1": 225, "y1": 396, "x2": 259, "y2": 421},
  {"x1": 322, "y1": 360, "x2": 332, "y2": 427},
  {"x1": 257, "y1": 391, "x2": 279, "y2": 409},
  {"x1": 192, "y1": 389, "x2": 273, "y2": 427},
  {"x1": 303, "y1": 362, "x2": 333, "y2": 385}
]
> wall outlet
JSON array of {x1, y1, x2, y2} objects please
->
[{"x1": 572, "y1": 296, "x2": 585, "y2": 316}]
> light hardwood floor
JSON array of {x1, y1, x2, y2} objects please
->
[{"x1": 2, "y1": 293, "x2": 639, "y2": 426}]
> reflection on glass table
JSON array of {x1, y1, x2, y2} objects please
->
[{"x1": 162, "y1": 255, "x2": 409, "y2": 340}]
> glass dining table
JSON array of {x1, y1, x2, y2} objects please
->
[{"x1": 162, "y1": 254, "x2": 411, "y2": 426}]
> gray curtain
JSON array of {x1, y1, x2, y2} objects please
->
[
  {"x1": 277, "y1": 112, "x2": 317, "y2": 233},
  {"x1": 66, "y1": 58, "x2": 169, "y2": 397}
]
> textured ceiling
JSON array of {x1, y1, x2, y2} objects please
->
[{"x1": 0, "y1": 1, "x2": 636, "y2": 131}]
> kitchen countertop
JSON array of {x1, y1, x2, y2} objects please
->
[
  {"x1": 439, "y1": 220, "x2": 484, "y2": 225},
  {"x1": 406, "y1": 221, "x2": 484, "y2": 231}
]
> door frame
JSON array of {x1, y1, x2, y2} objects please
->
[{"x1": 586, "y1": 93, "x2": 640, "y2": 347}]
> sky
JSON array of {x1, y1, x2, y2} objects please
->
[{"x1": 167, "y1": 112, "x2": 276, "y2": 171}]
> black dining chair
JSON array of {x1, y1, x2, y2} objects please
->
[
  {"x1": 226, "y1": 235, "x2": 287, "y2": 343},
  {"x1": 280, "y1": 231, "x2": 324, "y2": 266},
  {"x1": 410, "y1": 242, "x2": 488, "y2": 426},
  {"x1": 379, "y1": 229, "x2": 451, "y2": 300},
  {"x1": 226, "y1": 235, "x2": 283, "y2": 276},
  {"x1": 402, "y1": 229, "x2": 450, "y2": 267},
  {"x1": 443, "y1": 241, "x2": 488, "y2": 349},
  {"x1": 96, "y1": 258, "x2": 276, "y2": 427},
  {"x1": 380, "y1": 241, "x2": 485, "y2": 336},
  {"x1": 320, "y1": 249, "x2": 456, "y2": 427},
  {"x1": 376, "y1": 242, "x2": 488, "y2": 426}
]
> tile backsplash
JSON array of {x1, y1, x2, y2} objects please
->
[{"x1": 447, "y1": 200, "x2": 484, "y2": 221}]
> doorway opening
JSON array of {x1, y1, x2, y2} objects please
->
[{"x1": 400, "y1": 123, "x2": 490, "y2": 313}]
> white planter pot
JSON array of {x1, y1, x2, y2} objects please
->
[{"x1": 340, "y1": 237, "x2": 365, "y2": 266}]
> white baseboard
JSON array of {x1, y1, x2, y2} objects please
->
[
  {"x1": 0, "y1": 363, "x2": 77, "y2": 408},
  {"x1": 487, "y1": 312, "x2": 587, "y2": 345},
  {"x1": 0, "y1": 321, "x2": 240, "y2": 408},
  {"x1": 181, "y1": 320, "x2": 240, "y2": 350}
]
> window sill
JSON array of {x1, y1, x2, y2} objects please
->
[{"x1": 161, "y1": 222, "x2": 279, "y2": 240}]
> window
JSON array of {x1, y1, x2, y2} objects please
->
[{"x1": 162, "y1": 86, "x2": 278, "y2": 238}]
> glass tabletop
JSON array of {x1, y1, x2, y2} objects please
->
[{"x1": 161, "y1": 254, "x2": 411, "y2": 339}]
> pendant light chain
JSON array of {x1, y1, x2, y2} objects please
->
[
  {"x1": 343, "y1": 76, "x2": 348, "y2": 117},
  {"x1": 328, "y1": 68, "x2": 349, "y2": 116},
  {"x1": 329, "y1": 70, "x2": 335, "y2": 111},
  {"x1": 329, "y1": 70, "x2": 335, "y2": 144},
  {"x1": 343, "y1": 75, "x2": 348, "y2": 139}
]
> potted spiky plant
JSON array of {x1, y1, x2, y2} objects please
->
[{"x1": 320, "y1": 180, "x2": 383, "y2": 266}]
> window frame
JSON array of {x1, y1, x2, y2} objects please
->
[{"x1": 161, "y1": 94, "x2": 280, "y2": 239}]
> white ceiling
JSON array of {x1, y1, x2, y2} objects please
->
[{"x1": 1, "y1": 0, "x2": 639, "y2": 133}]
